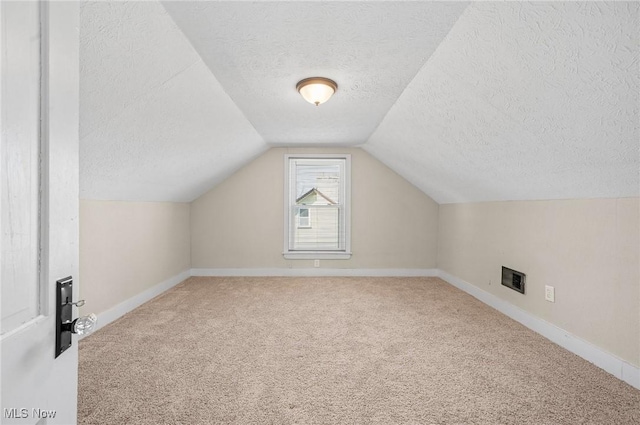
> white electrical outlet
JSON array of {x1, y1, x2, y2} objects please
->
[
  {"x1": 314, "y1": 259, "x2": 320, "y2": 268},
  {"x1": 545, "y1": 285, "x2": 555, "y2": 302}
]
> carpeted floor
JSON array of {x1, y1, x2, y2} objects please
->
[{"x1": 78, "y1": 277, "x2": 640, "y2": 424}]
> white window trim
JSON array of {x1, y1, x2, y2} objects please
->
[{"x1": 283, "y1": 154, "x2": 351, "y2": 260}]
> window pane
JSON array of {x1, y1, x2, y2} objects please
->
[
  {"x1": 295, "y1": 163, "x2": 341, "y2": 204},
  {"x1": 298, "y1": 208, "x2": 310, "y2": 228},
  {"x1": 291, "y1": 206, "x2": 340, "y2": 251}
]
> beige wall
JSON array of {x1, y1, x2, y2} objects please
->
[
  {"x1": 191, "y1": 147, "x2": 439, "y2": 269},
  {"x1": 79, "y1": 151, "x2": 638, "y2": 368},
  {"x1": 438, "y1": 198, "x2": 640, "y2": 366},
  {"x1": 80, "y1": 200, "x2": 191, "y2": 316}
]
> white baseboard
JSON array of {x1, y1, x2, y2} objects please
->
[
  {"x1": 190, "y1": 268, "x2": 438, "y2": 277},
  {"x1": 81, "y1": 269, "x2": 190, "y2": 338},
  {"x1": 437, "y1": 270, "x2": 640, "y2": 390}
]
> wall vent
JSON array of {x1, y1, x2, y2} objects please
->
[{"x1": 501, "y1": 266, "x2": 525, "y2": 294}]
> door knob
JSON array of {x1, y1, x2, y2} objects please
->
[
  {"x1": 61, "y1": 313, "x2": 97, "y2": 335},
  {"x1": 55, "y1": 277, "x2": 98, "y2": 358}
]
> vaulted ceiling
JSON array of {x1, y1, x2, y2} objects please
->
[{"x1": 80, "y1": 1, "x2": 639, "y2": 203}]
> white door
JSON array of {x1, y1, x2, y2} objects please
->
[{"x1": 1, "y1": 2, "x2": 79, "y2": 424}]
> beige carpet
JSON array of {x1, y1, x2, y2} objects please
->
[{"x1": 78, "y1": 277, "x2": 639, "y2": 424}]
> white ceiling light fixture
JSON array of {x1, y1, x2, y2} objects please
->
[{"x1": 296, "y1": 77, "x2": 338, "y2": 106}]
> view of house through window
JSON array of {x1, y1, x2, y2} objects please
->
[{"x1": 285, "y1": 155, "x2": 351, "y2": 258}]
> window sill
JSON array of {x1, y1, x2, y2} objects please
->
[{"x1": 283, "y1": 252, "x2": 352, "y2": 260}]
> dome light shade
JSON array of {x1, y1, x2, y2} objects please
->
[{"x1": 296, "y1": 77, "x2": 337, "y2": 106}]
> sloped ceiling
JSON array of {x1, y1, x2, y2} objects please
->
[
  {"x1": 80, "y1": 1, "x2": 639, "y2": 203},
  {"x1": 79, "y1": 1, "x2": 266, "y2": 202},
  {"x1": 365, "y1": 1, "x2": 640, "y2": 203},
  {"x1": 162, "y1": 1, "x2": 468, "y2": 146}
]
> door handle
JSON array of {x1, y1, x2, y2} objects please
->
[{"x1": 55, "y1": 276, "x2": 97, "y2": 358}]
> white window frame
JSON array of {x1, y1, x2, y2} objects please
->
[{"x1": 283, "y1": 154, "x2": 351, "y2": 260}]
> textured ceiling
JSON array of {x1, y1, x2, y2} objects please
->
[
  {"x1": 80, "y1": 1, "x2": 639, "y2": 203},
  {"x1": 162, "y1": 1, "x2": 468, "y2": 146},
  {"x1": 365, "y1": 1, "x2": 639, "y2": 203},
  {"x1": 79, "y1": 1, "x2": 266, "y2": 202}
]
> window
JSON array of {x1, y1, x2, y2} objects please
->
[
  {"x1": 284, "y1": 154, "x2": 351, "y2": 259},
  {"x1": 298, "y1": 208, "x2": 311, "y2": 228}
]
